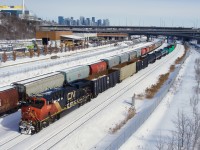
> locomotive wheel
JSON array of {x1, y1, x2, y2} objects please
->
[
  {"x1": 19, "y1": 127, "x2": 21, "y2": 133},
  {"x1": 50, "y1": 116, "x2": 55, "y2": 123},
  {"x1": 31, "y1": 129, "x2": 35, "y2": 135},
  {"x1": 46, "y1": 120, "x2": 50, "y2": 126},
  {"x1": 56, "y1": 114, "x2": 60, "y2": 120}
]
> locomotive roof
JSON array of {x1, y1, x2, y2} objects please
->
[{"x1": 40, "y1": 87, "x2": 63, "y2": 95}]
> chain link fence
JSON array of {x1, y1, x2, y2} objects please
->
[{"x1": 92, "y1": 49, "x2": 190, "y2": 150}]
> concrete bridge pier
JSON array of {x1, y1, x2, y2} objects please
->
[
  {"x1": 146, "y1": 35, "x2": 150, "y2": 42},
  {"x1": 128, "y1": 34, "x2": 131, "y2": 40},
  {"x1": 183, "y1": 37, "x2": 190, "y2": 44},
  {"x1": 167, "y1": 36, "x2": 169, "y2": 43}
]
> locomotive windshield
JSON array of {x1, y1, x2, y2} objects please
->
[{"x1": 30, "y1": 100, "x2": 44, "y2": 109}]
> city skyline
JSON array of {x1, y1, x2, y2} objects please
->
[
  {"x1": 58, "y1": 16, "x2": 110, "y2": 26},
  {"x1": 0, "y1": 0, "x2": 200, "y2": 27}
]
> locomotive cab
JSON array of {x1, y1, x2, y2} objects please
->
[
  {"x1": 19, "y1": 97, "x2": 46, "y2": 134},
  {"x1": 19, "y1": 92, "x2": 63, "y2": 135}
]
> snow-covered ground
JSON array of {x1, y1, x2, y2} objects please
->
[
  {"x1": 120, "y1": 48, "x2": 200, "y2": 150},
  {"x1": 0, "y1": 44, "x2": 185, "y2": 150}
]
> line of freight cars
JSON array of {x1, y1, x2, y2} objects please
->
[
  {"x1": 0, "y1": 40, "x2": 173, "y2": 134},
  {"x1": 0, "y1": 40, "x2": 162, "y2": 116}
]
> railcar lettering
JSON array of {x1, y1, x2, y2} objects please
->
[{"x1": 67, "y1": 91, "x2": 76, "y2": 101}]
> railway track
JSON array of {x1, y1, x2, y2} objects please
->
[
  {"x1": 4, "y1": 45, "x2": 182, "y2": 150},
  {"x1": 0, "y1": 134, "x2": 30, "y2": 150}
]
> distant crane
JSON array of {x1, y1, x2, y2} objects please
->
[{"x1": 22, "y1": 0, "x2": 25, "y2": 16}]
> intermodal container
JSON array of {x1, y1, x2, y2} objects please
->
[
  {"x1": 102, "y1": 56, "x2": 120, "y2": 69},
  {"x1": 60, "y1": 66, "x2": 90, "y2": 83},
  {"x1": 88, "y1": 61, "x2": 107, "y2": 75},
  {"x1": 0, "y1": 86, "x2": 19, "y2": 115}
]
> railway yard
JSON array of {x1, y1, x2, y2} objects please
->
[{"x1": 0, "y1": 39, "x2": 188, "y2": 149}]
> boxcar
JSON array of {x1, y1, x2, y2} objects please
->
[{"x1": 0, "y1": 86, "x2": 19, "y2": 116}]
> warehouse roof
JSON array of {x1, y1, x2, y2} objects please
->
[{"x1": 60, "y1": 35, "x2": 84, "y2": 40}]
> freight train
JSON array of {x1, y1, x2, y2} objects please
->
[{"x1": 0, "y1": 40, "x2": 176, "y2": 134}]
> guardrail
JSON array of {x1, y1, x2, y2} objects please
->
[{"x1": 92, "y1": 47, "x2": 190, "y2": 150}]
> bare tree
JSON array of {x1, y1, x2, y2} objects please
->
[
  {"x1": 172, "y1": 110, "x2": 191, "y2": 150},
  {"x1": 155, "y1": 131, "x2": 166, "y2": 150},
  {"x1": 2, "y1": 51, "x2": 7, "y2": 62},
  {"x1": 29, "y1": 49, "x2": 34, "y2": 58},
  {"x1": 166, "y1": 131, "x2": 176, "y2": 150},
  {"x1": 12, "y1": 51, "x2": 17, "y2": 61},
  {"x1": 191, "y1": 104, "x2": 200, "y2": 149},
  {"x1": 44, "y1": 45, "x2": 48, "y2": 55},
  {"x1": 36, "y1": 46, "x2": 40, "y2": 57},
  {"x1": 194, "y1": 58, "x2": 200, "y2": 100}
]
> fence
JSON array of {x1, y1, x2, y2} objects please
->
[{"x1": 92, "y1": 48, "x2": 190, "y2": 150}]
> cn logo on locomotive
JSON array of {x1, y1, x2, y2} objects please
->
[{"x1": 67, "y1": 91, "x2": 76, "y2": 101}]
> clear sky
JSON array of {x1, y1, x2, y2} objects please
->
[{"x1": 1, "y1": 0, "x2": 200, "y2": 27}]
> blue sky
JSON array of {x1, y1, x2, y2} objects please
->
[{"x1": 1, "y1": 0, "x2": 200, "y2": 27}]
